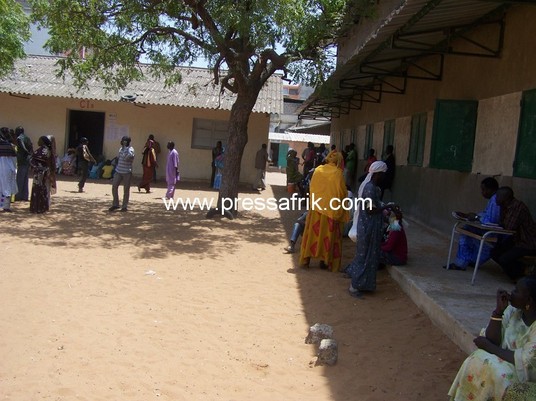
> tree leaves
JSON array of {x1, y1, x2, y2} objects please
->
[{"x1": 0, "y1": 0, "x2": 31, "y2": 77}]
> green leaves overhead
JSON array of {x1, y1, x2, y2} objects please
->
[
  {"x1": 0, "y1": 0, "x2": 31, "y2": 77},
  {"x1": 29, "y1": 0, "x2": 366, "y2": 91}
]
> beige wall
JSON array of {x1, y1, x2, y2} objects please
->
[
  {"x1": 328, "y1": 4, "x2": 536, "y2": 229},
  {"x1": 0, "y1": 94, "x2": 270, "y2": 184},
  {"x1": 332, "y1": 5, "x2": 536, "y2": 178}
]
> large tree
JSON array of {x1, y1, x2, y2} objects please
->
[
  {"x1": 30, "y1": 0, "x2": 367, "y2": 217},
  {"x1": 0, "y1": 0, "x2": 31, "y2": 77}
]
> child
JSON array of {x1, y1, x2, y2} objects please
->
[
  {"x1": 101, "y1": 159, "x2": 114, "y2": 179},
  {"x1": 379, "y1": 207, "x2": 408, "y2": 267}
]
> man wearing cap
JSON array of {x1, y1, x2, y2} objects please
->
[
  {"x1": 109, "y1": 136, "x2": 135, "y2": 212},
  {"x1": 77, "y1": 137, "x2": 96, "y2": 193}
]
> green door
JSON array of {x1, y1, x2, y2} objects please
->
[
  {"x1": 278, "y1": 143, "x2": 289, "y2": 168},
  {"x1": 514, "y1": 89, "x2": 536, "y2": 179},
  {"x1": 430, "y1": 99, "x2": 478, "y2": 172}
]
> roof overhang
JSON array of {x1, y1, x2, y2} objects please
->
[{"x1": 298, "y1": 0, "x2": 529, "y2": 120}]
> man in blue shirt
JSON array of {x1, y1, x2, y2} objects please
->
[{"x1": 446, "y1": 177, "x2": 500, "y2": 270}]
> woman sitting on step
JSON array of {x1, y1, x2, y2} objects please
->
[{"x1": 448, "y1": 276, "x2": 536, "y2": 401}]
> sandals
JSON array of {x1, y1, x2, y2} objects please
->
[{"x1": 443, "y1": 263, "x2": 467, "y2": 271}]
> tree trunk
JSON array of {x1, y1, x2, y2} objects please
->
[{"x1": 208, "y1": 90, "x2": 259, "y2": 219}]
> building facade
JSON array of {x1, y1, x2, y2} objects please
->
[{"x1": 300, "y1": 0, "x2": 536, "y2": 232}]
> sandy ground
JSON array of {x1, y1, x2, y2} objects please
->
[{"x1": 1, "y1": 171, "x2": 465, "y2": 401}]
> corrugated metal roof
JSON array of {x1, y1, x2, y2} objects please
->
[
  {"x1": 0, "y1": 56, "x2": 283, "y2": 114},
  {"x1": 269, "y1": 131, "x2": 331, "y2": 144},
  {"x1": 300, "y1": 0, "x2": 513, "y2": 118}
]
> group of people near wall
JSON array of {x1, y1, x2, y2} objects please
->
[
  {"x1": 284, "y1": 147, "x2": 406, "y2": 299},
  {"x1": 0, "y1": 126, "x2": 57, "y2": 213},
  {"x1": 0, "y1": 128, "x2": 181, "y2": 213},
  {"x1": 284, "y1": 142, "x2": 536, "y2": 400}
]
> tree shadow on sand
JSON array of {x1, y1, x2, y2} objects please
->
[{"x1": 6, "y1": 188, "x2": 286, "y2": 261}]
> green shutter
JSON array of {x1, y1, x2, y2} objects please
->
[
  {"x1": 408, "y1": 113, "x2": 427, "y2": 166},
  {"x1": 430, "y1": 100, "x2": 478, "y2": 172},
  {"x1": 364, "y1": 124, "x2": 374, "y2": 159},
  {"x1": 383, "y1": 119, "x2": 395, "y2": 157},
  {"x1": 514, "y1": 89, "x2": 536, "y2": 179}
]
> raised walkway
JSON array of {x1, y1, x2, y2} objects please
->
[{"x1": 387, "y1": 217, "x2": 513, "y2": 354}]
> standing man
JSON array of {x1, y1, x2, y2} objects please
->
[
  {"x1": 148, "y1": 134, "x2": 161, "y2": 182},
  {"x1": 0, "y1": 127, "x2": 18, "y2": 212},
  {"x1": 380, "y1": 145, "x2": 396, "y2": 200},
  {"x1": 344, "y1": 143, "x2": 356, "y2": 190},
  {"x1": 165, "y1": 141, "x2": 180, "y2": 199},
  {"x1": 77, "y1": 137, "x2": 96, "y2": 193},
  {"x1": 210, "y1": 141, "x2": 223, "y2": 188},
  {"x1": 15, "y1": 126, "x2": 33, "y2": 202},
  {"x1": 109, "y1": 136, "x2": 135, "y2": 212},
  {"x1": 492, "y1": 187, "x2": 536, "y2": 280},
  {"x1": 252, "y1": 143, "x2": 269, "y2": 191}
]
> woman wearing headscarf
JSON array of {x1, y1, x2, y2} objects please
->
[
  {"x1": 30, "y1": 136, "x2": 55, "y2": 213},
  {"x1": 0, "y1": 127, "x2": 18, "y2": 212},
  {"x1": 347, "y1": 160, "x2": 393, "y2": 298},
  {"x1": 299, "y1": 151, "x2": 348, "y2": 272},
  {"x1": 137, "y1": 139, "x2": 158, "y2": 193}
]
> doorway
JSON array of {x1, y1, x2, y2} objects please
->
[{"x1": 68, "y1": 110, "x2": 105, "y2": 157}]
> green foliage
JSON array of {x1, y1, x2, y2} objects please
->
[
  {"x1": 0, "y1": 0, "x2": 31, "y2": 77},
  {"x1": 29, "y1": 0, "x2": 353, "y2": 91}
]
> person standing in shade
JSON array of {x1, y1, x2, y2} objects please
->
[
  {"x1": 344, "y1": 143, "x2": 357, "y2": 190},
  {"x1": 210, "y1": 141, "x2": 223, "y2": 188},
  {"x1": 29, "y1": 136, "x2": 55, "y2": 214},
  {"x1": 380, "y1": 145, "x2": 396, "y2": 200},
  {"x1": 252, "y1": 143, "x2": 269, "y2": 191},
  {"x1": 165, "y1": 141, "x2": 180, "y2": 199},
  {"x1": 109, "y1": 136, "x2": 135, "y2": 212},
  {"x1": 76, "y1": 137, "x2": 96, "y2": 193},
  {"x1": 14, "y1": 126, "x2": 33, "y2": 201},
  {"x1": 0, "y1": 127, "x2": 18, "y2": 212},
  {"x1": 137, "y1": 139, "x2": 158, "y2": 193},
  {"x1": 148, "y1": 134, "x2": 161, "y2": 182}
]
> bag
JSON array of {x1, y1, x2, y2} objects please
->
[
  {"x1": 213, "y1": 173, "x2": 222, "y2": 189},
  {"x1": 348, "y1": 208, "x2": 359, "y2": 242}
]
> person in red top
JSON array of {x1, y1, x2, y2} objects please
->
[{"x1": 379, "y1": 207, "x2": 408, "y2": 267}]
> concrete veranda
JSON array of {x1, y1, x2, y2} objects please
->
[{"x1": 268, "y1": 168, "x2": 512, "y2": 355}]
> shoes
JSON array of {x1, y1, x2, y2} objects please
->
[
  {"x1": 348, "y1": 288, "x2": 364, "y2": 299},
  {"x1": 78, "y1": 188, "x2": 84, "y2": 193},
  {"x1": 120, "y1": 207, "x2": 128, "y2": 212},
  {"x1": 109, "y1": 206, "x2": 120, "y2": 211},
  {"x1": 319, "y1": 261, "x2": 328, "y2": 270},
  {"x1": 442, "y1": 263, "x2": 466, "y2": 271},
  {"x1": 137, "y1": 186, "x2": 141, "y2": 192},
  {"x1": 146, "y1": 190, "x2": 151, "y2": 194},
  {"x1": 283, "y1": 246, "x2": 295, "y2": 254}
]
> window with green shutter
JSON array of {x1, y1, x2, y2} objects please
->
[
  {"x1": 408, "y1": 113, "x2": 427, "y2": 166},
  {"x1": 514, "y1": 89, "x2": 536, "y2": 179},
  {"x1": 363, "y1": 124, "x2": 374, "y2": 159},
  {"x1": 383, "y1": 119, "x2": 395, "y2": 158},
  {"x1": 430, "y1": 99, "x2": 478, "y2": 172}
]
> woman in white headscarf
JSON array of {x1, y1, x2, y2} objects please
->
[{"x1": 346, "y1": 161, "x2": 393, "y2": 298}]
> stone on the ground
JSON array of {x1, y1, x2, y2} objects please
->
[
  {"x1": 305, "y1": 323, "x2": 333, "y2": 344},
  {"x1": 317, "y1": 339, "x2": 338, "y2": 366}
]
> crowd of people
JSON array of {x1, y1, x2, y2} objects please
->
[{"x1": 0, "y1": 128, "x2": 182, "y2": 213}]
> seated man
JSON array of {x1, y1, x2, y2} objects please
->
[
  {"x1": 284, "y1": 211, "x2": 307, "y2": 254},
  {"x1": 492, "y1": 186, "x2": 536, "y2": 280},
  {"x1": 445, "y1": 177, "x2": 501, "y2": 271}
]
